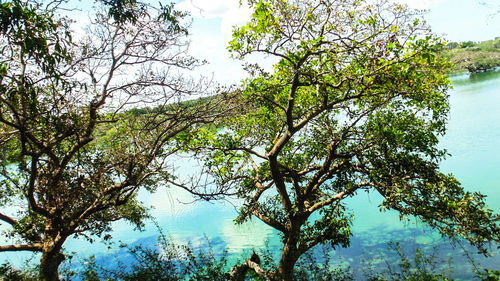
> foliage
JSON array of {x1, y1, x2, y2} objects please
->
[
  {"x1": 1, "y1": 237, "x2": 498, "y2": 281},
  {"x1": 446, "y1": 42, "x2": 459, "y2": 49},
  {"x1": 294, "y1": 247, "x2": 353, "y2": 281},
  {"x1": 186, "y1": 0, "x2": 500, "y2": 279},
  {"x1": 0, "y1": 0, "x2": 72, "y2": 76},
  {"x1": 0, "y1": 262, "x2": 38, "y2": 281},
  {"x1": 79, "y1": 236, "x2": 351, "y2": 281},
  {"x1": 73, "y1": 238, "x2": 500, "y2": 281},
  {"x1": 444, "y1": 37, "x2": 500, "y2": 73},
  {"x1": 477, "y1": 269, "x2": 500, "y2": 281},
  {"x1": 460, "y1": 41, "x2": 477, "y2": 48}
]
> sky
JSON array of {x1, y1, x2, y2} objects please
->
[
  {"x1": 62, "y1": 0, "x2": 500, "y2": 85},
  {"x1": 173, "y1": 0, "x2": 500, "y2": 85}
]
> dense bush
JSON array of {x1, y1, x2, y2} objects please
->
[{"x1": 461, "y1": 41, "x2": 477, "y2": 48}]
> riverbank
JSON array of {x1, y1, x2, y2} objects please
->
[{"x1": 444, "y1": 37, "x2": 500, "y2": 74}]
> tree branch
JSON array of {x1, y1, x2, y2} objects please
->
[
  {"x1": 0, "y1": 244, "x2": 42, "y2": 252},
  {"x1": 252, "y1": 208, "x2": 287, "y2": 233},
  {"x1": 0, "y1": 212, "x2": 18, "y2": 226},
  {"x1": 230, "y1": 256, "x2": 273, "y2": 281},
  {"x1": 307, "y1": 183, "x2": 371, "y2": 213}
]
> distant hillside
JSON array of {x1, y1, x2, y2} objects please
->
[{"x1": 443, "y1": 38, "x2": 500, "y2": 74}]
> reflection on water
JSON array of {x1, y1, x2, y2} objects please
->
[
  {"x1": 4, "y1": 71, "x2": 500, "y2": 278},
  {"x1": 72, "y1": 225, "x2": 498, "y2": 280},
  {"x1": 450, "y1": 67, "x2": 500, "y2": 86},
  {"x1": 73, "y1": 69, "x2": 500, "y2": 279},
  {"x1": 71, "y1": 69, "x2": 500, "y2": 278},
  {"x1": 441, "y1": 69, "x2": 500, "y2": 210},
  {"x1": 335, "y1": 227, "x2": 499, "y2": 280}
]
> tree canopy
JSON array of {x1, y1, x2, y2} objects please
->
[
  {"x1": 185, "y1": 0, "x2": 500, "y2": 280},
  {"x1": 0, "y1": 1, "x2": 226, "y2": 280},
  {"x1": 1, "y1": 0, "x2": 499, "y2": 280}
]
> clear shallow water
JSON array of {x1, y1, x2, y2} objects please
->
[
  {"x1": 3, "y1": 71, "x2": 500, "y2": 278},
  {"x1": 87, "y1": 70, "x2": 500, "y2": 278}
]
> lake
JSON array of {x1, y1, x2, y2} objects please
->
[{"x1": 3, "y1": 70, "x2": 500, "y2": 279}]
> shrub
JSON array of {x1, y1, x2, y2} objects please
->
[{"x1": 461, "y1": 41, "x2": 476, "y2": 48}]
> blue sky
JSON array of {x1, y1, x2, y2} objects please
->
[
  {"x1": 64, "y1": 0, "x2": 500, "y2": 85},
  {"x1": 174, "y1": 0, "x2": 500, "y2": 85},
  {"x1": 425, "y1": 0, "x2": 500, "y2": 42}
]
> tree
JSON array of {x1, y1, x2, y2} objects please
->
[
  {"x1": 0, "y1": 1, "x2": 226, "y2": 280},
  {"x1": 460, "y1": 41, "x2": 477, "y2": 48},
  {"x1": 187, "y1": 0, "x2": 500, "y2": 280}
]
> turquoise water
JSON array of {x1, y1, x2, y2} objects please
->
[
  {"x1": 3, "y1": 71, "x2": 500, "y2": 277},
  {"x1": 87, "y1": 70, "x2": 500, "y2": 277},
  {"x1": 441, "y1": 71, "x2": 500, "y2": 209}
]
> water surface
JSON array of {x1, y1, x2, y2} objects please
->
[
  {"x1": 91, "y1": 70, "x2": 500, "y2": 277},
  {"x1": 3, "y1": 70, "x2": 500, "y2": 278}
]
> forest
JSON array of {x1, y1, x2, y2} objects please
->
[{"x1": 0, "y1": 0, "x2": 499, "y2": 280}]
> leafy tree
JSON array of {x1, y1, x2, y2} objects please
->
[
  {"x1": 187, "y1": 0, "x2": 500, "y2": 280},
  {"x1": 446, "y1": 42, "x2": 459, "y2": 49},
  {"x1": 0, "y1": 1, "x2": 226, "y2": 280},
  {"x1": 460, "y1": 41, "x2": 476, "y2": 48}
]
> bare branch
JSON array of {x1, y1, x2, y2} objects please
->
[
  {"x1": 252, "y1": 208, "x2": 287, "y2": 233},
  {"x1": 0, "y1": 244, "x2": 42, "y2": 252},
  {"x1": 230, "y1": 256, "x2": 273, "y2": 281},
  {"x1": 0, "y1": 213, "x2": 18, "y2": 226},
  {"x1": 308, "y1": 182, "x2": 373, "y2": 213}
]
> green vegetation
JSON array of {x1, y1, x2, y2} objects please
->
[
  {"x1": 1, "y1": 236, "x2": 498, "y2": 281},
  {"x1": 1, "y1": 0, "x2": 499, "y2": 280},
  {"x1": 366, "y1": 242, "x2": 453, "y2": 281},
  {"x1": 183, "y1": 0, "x2": 500, "y2": 280},
  {"x1": 444, "y1": 38, "x2": 500, "y2": 73}
]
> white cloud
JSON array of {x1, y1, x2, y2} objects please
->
[
  {"x1": 173, "y1": 1, "x2": 254, "y2": 85},
  {"x1": 177, "y1": 0, "x2": 231, "y2": 18},
  {"x1": 393, "y1": 0, "x2": 448, "y2": 9},
  {"x1": 177, "y1": 0, "x2": 252, "y2": 34}
]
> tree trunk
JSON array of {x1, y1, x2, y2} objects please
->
[
  {"x1": 276, "y1": 234, "x2": 300, "y2": 281},
  {"x1": 39, "y1": 250, "x2": 65, "y2": 281}
]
